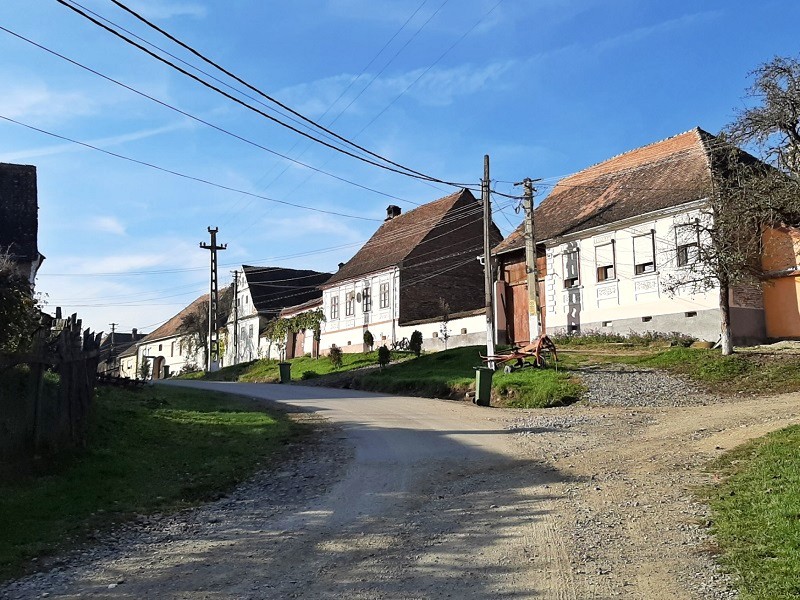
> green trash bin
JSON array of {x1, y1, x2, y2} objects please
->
[
  {"x1": 278, "y1": 362, "x2": 291, "y2": 384},
  {"x1": 474, "y1": 366, "x2": 494, "y2": 406}
]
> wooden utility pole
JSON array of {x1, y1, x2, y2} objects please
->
[
  {"x1": 482, "y1": 155, "x2": 496, "y2": 368},
  {"x1": 200, "y1": 227, "x2": 226, "y2": 372},
  {"x1": 516, "y1": 178, "x2": 542, "y2": 340}
]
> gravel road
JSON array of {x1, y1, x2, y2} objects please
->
[{"x1": 3, "y1": 373, "x2": 799, "y2": 599}]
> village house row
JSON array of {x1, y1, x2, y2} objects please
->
[{"x1": 4, "y1": 129, "x2": 796, "y2": 379}]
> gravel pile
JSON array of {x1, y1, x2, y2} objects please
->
[{"x1": 577, "y1": 365, "x2": 720, "y2": 407}]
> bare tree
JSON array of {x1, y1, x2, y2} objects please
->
[{"x1": 178, "y1": 300, "x2": 209, "y2": 361}]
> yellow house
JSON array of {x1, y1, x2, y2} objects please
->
[{"x1": 762, "y1": 227, "x2": 800, "y2": 339}]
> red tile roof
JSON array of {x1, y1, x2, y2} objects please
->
[
  {"x1": 494, "y1": 128, "x2": 719, "y2": 254},
  {"x1": 325, "y1": 189, "x2": 480, "y2": 286}
]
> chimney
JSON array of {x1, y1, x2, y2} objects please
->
[
  {"x1": 338, "y1": 262, "x2": 345, "y2": 270},
  {"x1": 385, "y1": 205, "x2": 401, "y2": 221},
  {"x1": 132, "y1": 328, "x2": 138, "y2": 337}
]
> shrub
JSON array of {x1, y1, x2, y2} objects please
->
[
  {"x1": 377, "y1": 345, "x2": 390, "y2": 368},
  {"x1": 328, "y1": 344, "x2": 343, "y2": 370},
  {"x1": 409, "y1": 330, "x2": 423, "y2": 357},
  {"x1": 363, "y1": 329, "x2": 374, "y2": 350},
  {"x1": 301, "y1": 370, "x2": 319, "y2": 380}
]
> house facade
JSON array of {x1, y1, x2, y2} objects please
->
[
  {"x1": 223, "y1": 265, "x2": 330, "y2": 365},
  {"x1": 119, "y1": 294, "x2": 213, "y2": 379},
  {"x1": 97, "y1": 328, "x2": 146, "y2": 376},
  {"x1": 495, "y1": 128, "x2": 766, "y2": 344},
  {"x1": 761, "y1": 226, "x2": 800, "y2": 338},
  {"x1": 319, "y1": 189, "x2": 502, "y2": 353}
]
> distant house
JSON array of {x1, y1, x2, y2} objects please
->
[
  {"x1": 224, "y1": 266, "x2": 330, "y2": 364},
  {"x1": 0, "y1": 162, "x2": 45, "y2": 286},
  {"x1": 320, "y1": 189, "x2": 503, "y2": 352},
  {"x1": 97, "y1": 328, "x2": 147, "y2": 376},
  {"x1": 495, "y1": 128, "x2": 766, "y2": 344},
  {"x1": 119, "y1": 292, "x2": 225, "y2": 379}
]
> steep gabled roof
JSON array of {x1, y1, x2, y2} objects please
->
[
  {"x1": 0, "y1": 163, "x2": 39, "y2": 262},
  {"x1": 325, "y1": 188, "x2": 479, "y2": 286},
  {"x1": 494, "y1": 128, "x2": 718, "y2": 254},
  {"x1": 242, "y1": 266, "x2": 330, "y2": 317},
  {"x1": 135, "y1": 293, "x2": 211, "y2": 346}
]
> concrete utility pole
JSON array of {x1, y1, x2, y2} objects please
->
[
  {"x1": 516, "y1": 178, "x2": 542, "y2": 340},
  {"x1": 200, "y1": 227, "x2": 227, "y2": 372},
  {"x1": 482, "y1": 155, "x2": 496, "y2": 368},
  {"x1": 231, "y1": 269, "x2": 239, "y2": 365}
]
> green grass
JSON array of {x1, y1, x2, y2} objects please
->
[
  {"x1": 703, "y1": 425, "x2": 800, "y2": 599},
  {"x1": 187, "y1": 351, "x2": 382, "y2": 383},
  {"x1": 607, "y1": 347, "x2": 800, "y2": 395},
  {"x1": 355, "y1": 345, "x2": 582, "y2": 408},
  {"x1": 0, "y1": 385, "x2": 302, "y2": 581}
]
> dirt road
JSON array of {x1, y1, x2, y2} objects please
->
[{"x1": 3, "y1": 381, "x2": 799, "y2": 599}]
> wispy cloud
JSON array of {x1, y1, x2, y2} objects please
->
[
  {"x1": 0, "y1": 120, "x2": 193, "y2": 162},
  {"x1": 593, "y1": 11, "x2": 722, "y2": 53},
  {"x1": 0, "y1": 81, "x2": 96, "y2": 124},
  {"x1": 126, "y1": 0, "x2": 207, "y2": 19},
  {"x1": 277, "y1": 59, "x2": 515, "y2": 117},
  {"x1": 89, "y1": 216, "x2": 127, "y2": 236}
]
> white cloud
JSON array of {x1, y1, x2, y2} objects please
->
[
  {"x1": 0, "y1": 81, "x2": 96, "y2": 124},
  {"x1": 0, "y1": 120, "x2": 194, "y2": 162},
  {"x1": 89, "y1": 216, "x2": 127, "y2": 236},
  {"x1": 276, "y1": 60, "x2": 515, "y2": 117},
  {"x1": 593, "y1": 11, "x2": 722, "y2": 53}
]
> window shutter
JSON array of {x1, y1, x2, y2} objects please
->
[
  {"x1": 675, "y1": 223, "x2": 697, "y2": 245},
  {"x1": 595, "y1": 244, "x2": 613, "y2": 267}
]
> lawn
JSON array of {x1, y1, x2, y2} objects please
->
[
  {"x1": 187, "y1": 351, "x2": 380, "y2": 383},
  {"x1": 354, "y1": 345, "x2": 583, "y2": 408},
  {"x1": 0, "y1": 385, "x2": 302, "y2": 581},
  {"x1": 703, "y1": 425, "x2": 800, "y2": 599}
]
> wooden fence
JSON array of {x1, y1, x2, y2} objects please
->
[{"x1": 0, "y1": 311, "x2": 101, "y2": 465}]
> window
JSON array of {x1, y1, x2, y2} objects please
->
[
  {"x1": 633, "y1": 231, "x2": 656, "y2": 275},
  {"x1": 248, "y1": 324, "x2": 253, "y2": 338},
  {"x1": 330, "y1": 295, "x2": 339, "y2": 319},
  {"x1": 345, "y1": 291, "x2": 355, "y2": 316},
  {"x1": 170, "y1": 342, "x2": 174, "y2": 357},
  {"x1": 363, "y1": 288, "x2": 372, "y2": 312},
  {"x1": 158, "y1": 343, "x2": 162, "y2": 351},
  {"x1": 595, "y1": 242, "x2": 615, "y2": 282},
  {"x1": 675, "y1": 221, "x2": 700, "y2": 267},
  {"x1": 563, "y1": 250, "x2": 580, "y2": 288},
  {"x1": 379, "y1": 282, "x2": 390, "y2": 308}
]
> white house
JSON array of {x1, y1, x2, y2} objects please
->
[
  {"x1": 494, "y1": 128, "x2": 766, "y2": 344},
  {"x1": 222, "y1": 265, "x2": 330, "y2": 365},
  {"x1": 119, "y1": 293, "x2": 211, "y2": 379},
  {"x1": 319, "y1": 189, "x2": 502, "y2": 353}
]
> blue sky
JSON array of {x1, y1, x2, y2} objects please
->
[{"x1": 1, "y1": 0, "x2": 798, "y2": 334}]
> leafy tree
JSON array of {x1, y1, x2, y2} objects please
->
[
  {"x1": 437, "y1": 298, "x2": 451, "y2": 350},
  {"x1": 409, "y1": 330, "x2": 423, "y2": 357},
  {"x1": 363, "y1": 329, "x2": 374, "y2": 351},
  {"x1": 377, "y1": 345, "x2": 390, "y2": 368},
  {"x1": 0, "y1": 252, "x2": 41, "y2": 353},
  {"x1": 139, "y1": 358, "x2": 151, "y2": 381},
  {"x1": 328, "y1": 344, "x2": 343, "y2": 370},
  {"x1": 178, "y1": 300, "x2": 208, "y2": 360},
  {"x1": 263, "y1": 317, "x2": 290, "y2": 361}
]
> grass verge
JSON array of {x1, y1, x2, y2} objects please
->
[
  {"x1": 184, "y1": 351, "x2": 381, "y2": 383},
  {"x1": 0, "y1": 385, "x2": 302, "y2": 581},
  {"x1": 607, "y1": 347, "x2": 800, "y2": 395},
  {"x1": 355, "y1": 345, "x2": 582, "y2": 408},
  {"x1": 702, "y1": 425, "x2": 800, "y2": 599}
]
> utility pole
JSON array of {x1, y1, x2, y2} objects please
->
[
  {"x1": 200, "y1": 227, "x2": 227, "y2": 372},
  {"x1": 231, "y1": 269, "x2": 239, "y2": 365},
  {"x1": 515, "y1": 178, "x2": 542, "y2": 340},
  {"x1": 482, "y1": 155, "x2": 496, "y2": 368},
  {"x1": 108, "y1": 322, "x2": 118, "y2": 373}
]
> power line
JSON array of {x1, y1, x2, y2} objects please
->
[
  {"x1": 58, "y1": 0, "x2": 473, "y2": 188},
  {"x1": 0, "y1": 114, "x2": 385, "y2": 222},
  {"x1": 0, "y1": 25, "x2": 413, "y2": 204}
]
